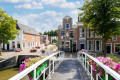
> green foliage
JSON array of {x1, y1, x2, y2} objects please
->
[
  {"x1": 108, "y1": 55, "x2": 119, "y2": 63},
  {"x1": 0, "y1": 8, "x2": 18, "y2": 43},
  {"x1": 43, "y1": 30, "x2": 58, "y2": 36},
  {"x1": 79, "y1": 0, "x2": 120, "y2": 56},
  {"x1": 0, "y1": 54, "x2": 2, "y2": 56},
  {"x1": 0, "y1": 8, "x2": 18, "y2": 54},
  {"x1": 52, "y1": 39, "x2": 57, "y2": 43},
  {"x1": 79, "y1": 0, "x2": 120, "y2": 41},
  {"x1": 39, "y1": 32, "x2": 42, "y2": 35}
]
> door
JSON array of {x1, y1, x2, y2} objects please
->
[
  {"x1": 107, "y1": 44, "x2": 111, "y2": 54},
  {"x1": 3, "y1": 43, "x2": 5, "y2": 50},
  {"x1": 80, "y1": 44, "x2": 84, "y2": 50},
  {"x1": 7, "y1": 44, "x2": 9, "y2": 50},
  {"x1": 73, "y1": 42, "x2": 76, "y2": 52}
]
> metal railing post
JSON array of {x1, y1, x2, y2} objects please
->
[
  {"x1": 43, "y1": 68, "x2": 45, "y2": 80},
  {"x1": 49, "y1": 59, "x2": 51, "y2": 79},
  {"x1": 91, "y1": 65, "x2": 93, "y2": 80},
  {"x1": 87, "y1": 61, "x2": 89, "y2": 75},
  {"x1": 85, "y1": 54, "x2": 86, "y2": 71},
  {"x1": 53, "y1": 60, "x2": 54, "y2": 73},
  {"x1": 105, "y1": 71, "x2": 108, "y2": 80},
  {"x1": 96, "y1": 74, "x2": 98, "y2": 80},
  {"x1": 34, "y1": 69, "x2": 36, "y2": 80}
]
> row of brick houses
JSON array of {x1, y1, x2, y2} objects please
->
[
  {"x1": 1, "y1": 21, "x2": 41, "y2": 51},
  {"x1": 58, "y1": 15, "x2": 120, "y2": 54}
]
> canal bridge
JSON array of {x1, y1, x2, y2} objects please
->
[{"x1": 9, "y1": 51, "x2": 120, "y2": 80}]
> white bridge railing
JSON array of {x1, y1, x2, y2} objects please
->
[
  {"x1": 77, "y1": 52, "x2": 120, "y2": 80},
  {"x1": 9, "y1": 51, "x2": 65, "y2": 80}
]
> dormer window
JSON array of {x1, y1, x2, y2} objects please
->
[{"x1": 65, "y1": 24, "x2": 70, "y2": 29}]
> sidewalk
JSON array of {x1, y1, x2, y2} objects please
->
[{"x1": 0, "y1": 44, "x2": 57, "y2": 59}]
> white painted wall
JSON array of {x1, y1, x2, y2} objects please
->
[{"x1": 1, "y1": 30, "x2": 23, "y2": 50}]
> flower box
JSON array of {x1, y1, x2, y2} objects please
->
[
  {"x1": 41, "y1": 49, "x2": 46, "y2": 54},
  {"x1": 89, "y1": 57, "x2": 120, "y2": 79},
  {"x1": 36, "y1": 46, "x2": 41, "y2": 49},
  {"x1": 30, "y1": 49, "x2": 37, "y2": 52},
  {"x1": 14, "y1": 48, "x2": 21, "y2": 52},
  {"x1": 102, "y1": 75, "x2": 113, "y2": 80},
  {"x1": 30, "y1": 61, "x2": 48, "y2": 78}
]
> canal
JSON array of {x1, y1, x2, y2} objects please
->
[{"x1": 0, "y1": 68, "x2": 19, "y2": 80}]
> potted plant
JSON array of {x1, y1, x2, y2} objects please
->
[
  {"x1": 41, "y1": 49, "x2": 46, "y2": 53},
  {"x1": 14, "y1": 48, "x2": 21, "y2": 52}
]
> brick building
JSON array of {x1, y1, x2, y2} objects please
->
[
  {"x1": 58, "y1": 15, "x2": 120, "y2": 54},
  {"x1": 1, "y1": 22, "x2": 40, "y2": 51}
]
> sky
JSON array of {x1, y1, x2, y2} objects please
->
[{"x1": 0, "y1": 0, "x2": 84, "y2": 33}]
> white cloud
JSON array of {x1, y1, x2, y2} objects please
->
[
  {"x1": 15, "y1": 2, "x2": 43, "y2": 9},
  {"x1": 14, "y1": 0, "x2": 81, "y2": 9},
  {"x1": 70, "y1": 10, "x2": 78, "y2": 15},
  {"x1": 3, "y1": 0, "x2": 32, "y2": 3},
  {"x1": 12, "y1": 11, "x2": 63, "y2": 33},
  {"x1": 41, "y1": 0, "x2": 80, "y2": 8},
  {"x1": 60, "y1": 1, "x2": 80, "y2": 8}
]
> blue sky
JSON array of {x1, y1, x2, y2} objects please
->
[{"x1": 0, "y1": 0, "x2": 84, "y2": 33}]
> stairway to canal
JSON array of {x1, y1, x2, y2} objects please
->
[{"x1": 50, "y1": 52, "x2": 90, "y2": 80}]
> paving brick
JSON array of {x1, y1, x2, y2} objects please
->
[{"x1": 51, "y1": 60, "x2": 90, "y2": 80}]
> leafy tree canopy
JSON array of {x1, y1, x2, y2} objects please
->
[
  {"x1": 0, "y1": 8, "x2": 18, "y2": 43},
  {"x1": 78, "y1": 0, "x2": 120, "y2": 56},
  {"x1": 43, "y1": 30, "x2": 58, "y2": 36},
  {"x1": 79, "y1": 0, "x2": 120, "y2": 41}
]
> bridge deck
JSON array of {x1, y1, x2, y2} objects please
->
[{"x1": 51, "y1": 59, "x2": 90, "y2": 80}]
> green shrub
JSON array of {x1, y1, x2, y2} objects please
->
[{"x1": 108, "y1": 55, "x2": 119, "y2": 63}]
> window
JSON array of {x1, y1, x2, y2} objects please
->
[
  {"x1": 28, "y1": 42, "x2": 30, "y2": 47},
  {"x1": 17, "y1": 33, "x2": 20, "y2": 39},
  {"x1": 23, "y1": 34, "x2": 26, "y2": 40},
  {"x1": 69, "y1": 31, "x2": 74, "y2": 38},
  {"x1": 66, "y1": 42, "x2": 69, "y2": 48},
  {"x1": 112, "y1": 36, "x2": 117, "y2": 41},
  {"x1": 114, "y1": 43, "x2": 120, "y2": 53},
  {"x1": 12, "y1": 42, "x2": 15, "y2": 48},
  {"x1": 65, "y1": 24, "x2": 70, "y2": 29},
  {"x1": 95, "y1": 41, "x2": 102, "y2": 51},
  {"x1": 95, "y1": 33, "x2": 102, "y2": 38},
  {"x1": 23, "y1": 42, "x2": 25, "y2": 48},
  {"x1": 36, "y1": 36, "x2": 37, "y2": 40},
  {"x1": 87, "y1": 40, "x2": 93, "y2": 51},
  {"x1": 33, "y1": 42, "x2": 34, "y2": 46},
  {"x1": 61, "y1": 31, "x2": 65, "y2": 34},
  {"x1": 61, "y1": 31, "x2": 66, "y2": 39},
  {"x1": 87, "y1": 28, "x2": 94, "y2": 38},
  {"x1": 31, "y1": 42, "x2": 32, "y2": 46},
  {"x1": 17, "y1": 41, "x2": 20, "y2": 48},
  {"x1": 80, "y1": 28, "x2": 85, "y2": 37}
]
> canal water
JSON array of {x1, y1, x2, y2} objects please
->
[{"x1": 0, "y1": 68, "x2": 19, "y2": 80}]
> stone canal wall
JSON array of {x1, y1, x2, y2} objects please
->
[{"x1": 0, "y1": 55, "x2": 39, "y2": 71}]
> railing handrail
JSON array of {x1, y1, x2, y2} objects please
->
[
  {"x1": 81, "y1": 52, "x2": 120, "y2": 80},
  {"x1": 9, "y1": 51, "x2": 63, "y2": 80}
]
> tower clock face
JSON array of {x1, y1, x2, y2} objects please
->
[{"x1": 66, "y1": 32, "x2": 69, "y2": 37}]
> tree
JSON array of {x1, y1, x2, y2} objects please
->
[
  {"x1": 39, "y1": 32, "x2": 42, "y2": 35},
  {"x1": 0, "y1": 8, "x2": 18, "y2": 55},
  {"x1": 79, "y1": 0, "x2": 120, "y2": 56},
  {"x1": 43, "y1": 30, "x2": 58, "y2": 36}
]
